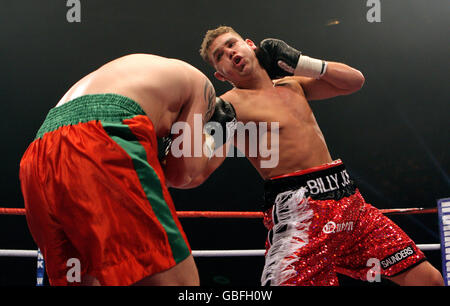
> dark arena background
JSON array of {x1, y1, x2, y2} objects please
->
[{"x1": 0, "y1": 0, "x2": 449, "y2": 287}]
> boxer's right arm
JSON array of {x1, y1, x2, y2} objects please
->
[
  {"x1": 177, "y1": 147, "x2": 229, "y2": 189},
  {"x1": 163, "y1": 77, "x2": 216, "y2": 188},
  {"x1": 175, "y1": 97, "x2": 237, "y2": 189}
]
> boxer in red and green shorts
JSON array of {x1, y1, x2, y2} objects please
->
[{"x1": 20, "y1": 54, "x2": 217, "y2": 285}]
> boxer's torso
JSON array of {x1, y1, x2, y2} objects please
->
[{"x1": 223, "y1": 77, "x2": 333, "y2": 179}]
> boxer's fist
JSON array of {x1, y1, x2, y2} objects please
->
[
  {"x1": 205, "y1": 97, "x2": 237, "y2": 148},
  {"x1": 158, "y1": 136, "x2": 172, "y2": 164},
  {"x1": 257, "y1": 38, "x2": 302, "y2": 79}
]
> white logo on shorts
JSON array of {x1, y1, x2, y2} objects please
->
[
  {"x1": 322, "y1": 221, "x2": 337, "y2": 234},
  {"x1": 322, "y1": 221, "x2": 354, "y2": 234}
]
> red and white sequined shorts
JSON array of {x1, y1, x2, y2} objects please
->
[{"x1": 262, "y1": 160, "x2": 426, "y2": 286}]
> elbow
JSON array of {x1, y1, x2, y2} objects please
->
[
  {"x1": 346, "y1": 70, "x2": 365, "y2": 94},
  {"x1": 353, "y1": 70, "x2": 365, "y2": 91},
  {"x1": 167, "y1": 173, "x2": 207, "y2": 190},
  {"x1": 177, "y1": 175, "x2": 206, "y2": 190},
  {"x1": 163, "y1": 154, "x2": 212, "y2": 189},
  {"x1": 164, "y1": 163, "x2": 206, "y2": 189},
  {"x1": 165, "y1": 172, "x2": 194, "y2": 189},
  {"x1": 356, "y1": 70, "x2": 365, "y2": 89},
  {"x1": 162, "y1": 161, "x2": 193, "y2": 189}
]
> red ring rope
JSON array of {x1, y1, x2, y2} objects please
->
[{"x1": 0, "y1": 207, "x2": 438, "y2": 218}]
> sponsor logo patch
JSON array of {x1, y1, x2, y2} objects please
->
[{"x1": 322, "y1": 221, "x2": 354, "y2": 234}]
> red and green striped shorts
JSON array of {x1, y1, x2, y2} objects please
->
[{"x1": 19, "y1": 94, "x2": 191, "y2": 286}]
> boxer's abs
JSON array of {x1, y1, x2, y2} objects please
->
[
  {"x1": 249, "y1": 126, "x2": 333, "y2": 179},
  {"x1": 244, "y1": 107, "x2": 333, "y2": 180}
]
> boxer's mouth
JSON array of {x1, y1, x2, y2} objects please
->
[{"x1": 232, "y1": 55, "x2": 242, "y2": 66}]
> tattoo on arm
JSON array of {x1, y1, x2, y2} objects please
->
[{"x1": 203, "y1": 79, "x2": 215, "y2": 122}]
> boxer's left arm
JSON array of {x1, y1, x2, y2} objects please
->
[
  {"x1": 293, "y1": 62, "x2": 365, "y2": 101},
  {"x1": 257, "y1": 38, "x2": 365, "y2": 100}
]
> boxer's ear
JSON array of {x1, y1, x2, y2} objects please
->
[
  {"x1": 245, "y1": 39, "x2": 257, "y2": 50},
  {"x1": 214, "y1": 71, "x2": 226, "y2": 82}
]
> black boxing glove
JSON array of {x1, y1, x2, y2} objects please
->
[
  {"x1": 204, "y1": 97, "x2": 237, "y2": 149},
  {"x1": 257, "y1": 38, "x2": 327, "y2": 79},
  {"x1": 157, "y1": 136, "x2": 172, "y2": 165}
]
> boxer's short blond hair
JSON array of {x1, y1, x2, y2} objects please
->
[{"x1": 199, "y1": 26, "x2": 242, "y2": 66}]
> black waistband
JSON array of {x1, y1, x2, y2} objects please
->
[{"x1": 263, "y1": 163, "x2": 357, "y2": 210}]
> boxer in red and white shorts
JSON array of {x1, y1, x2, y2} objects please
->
[
  {"x1": 198, "y1": 26, "x2": 444, "y2": 286},
  {"x1": 261, "y1": 160, "x2": 426, "y2": 286}
]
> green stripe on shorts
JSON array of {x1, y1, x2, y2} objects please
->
[{"x1": 101, "y1": 121, "x2": 190, "y2": 264}]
